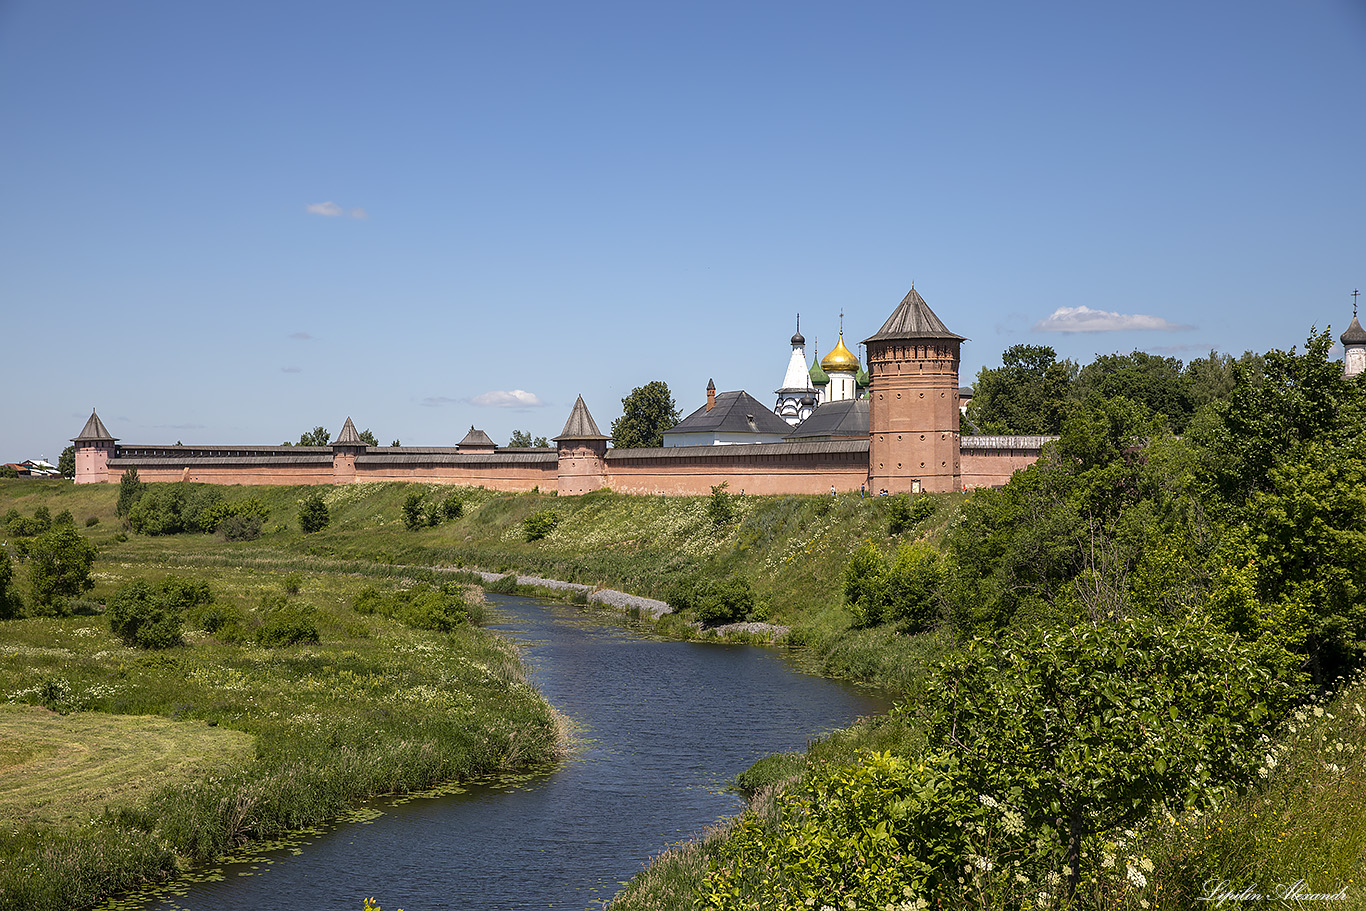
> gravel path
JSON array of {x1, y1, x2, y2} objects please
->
[{"x1": 460, "y1": 569, "x2": 791, "y2": 639}]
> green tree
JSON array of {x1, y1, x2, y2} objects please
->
[
  {"x1": 298, "y1": 426, "x2": 331, "y2": 447},
  {"x1": 0, "y1": 551, "x2": 20, "y2": 619},
  {"x1": 926, "y1": 614, "x2": 1296, "y2": 901},
  {"x1": 610, "y1": 381, "x2": 679, "y2": 449},
  {"x1": 58, "y1": 446, "x2": 75, "y2": 479},
  {"x1": 965, "y1": 344, "x2": 1075, "y2": 435},
  {"x1": 1073, "y1": 350, "x2": 1194, "y2": 433},
  {"x1": 297, "y1": 491, "x2": 330, "y2": 533},
  {"x1": 358, "y1": 429, "x2": 379, "y2": 447},
  {"x1": 116, "y1": 467, "x2": 144, "y2": 519},
  {"x1": 402, "y1": 490, "x2": 431, "y2": 530},
  {"x1": 27, "y1": 525, "x2": 96, "y2": 613}
]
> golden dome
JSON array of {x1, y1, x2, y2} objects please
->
[{"x1": 820, "y1": 331, "x2": 860, "y2": 373}]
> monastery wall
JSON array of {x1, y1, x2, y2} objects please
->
[
  {"x1": 959, "y1": 436, "x2": 1055, "y2": 489},
  {"x1": 604, "y1": 441, "x2": 870, "y2": 496}
]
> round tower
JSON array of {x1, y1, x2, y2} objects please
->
[{"x1": 862, "y1": 288, "x2": 966, "y2": 494}]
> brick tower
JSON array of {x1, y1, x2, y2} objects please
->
[
  {"x1": 72, "y1": 410, "x2": 117, "y2": 484},
  {"x1": 555, "y1": 395, "x2": 609, "y2": 495},
  {"x1": 863, "y1": 288, "x2": 965, "y2": 494},
  {"x1": 331, "y1": 417, "x2": 367, "y2": 484}
]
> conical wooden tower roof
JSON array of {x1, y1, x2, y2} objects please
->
[
  {"x1": 72, "y1": 410, "x2": 117, "y2": 442},
  {"x1": 863, "y1": 287, "x2": 966, "y2": 343},
  {"x1": 332, "y1": 417, "x2": 364, "y2": 445},
  {"x1": 554, "y1": 395, "x2": 608, "y2": 441}
]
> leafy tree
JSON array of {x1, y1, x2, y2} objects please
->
[
  {"x1": 965, "y1": 344, "x2": 1075, "y2": 435},
  {"x1": 116, "y1": 467, "x2": 144, "y2": 519},
  {"x1": 402, "y1": 490, "x2": 432, "y2": 530},
  {"x1": 358, "y1": 429, "x2": 379, "y2": 447},
  {"x1": 508, "y1": 430, "x2": 546, "y2": 448},
  {"x1": 27, "y1": 525, "x2": 96, "y2": 613},
  {"x1": 58, "y1": 446, "x2": 75, "y2": 479},
  {"x1": 0, "y1": 466, "x2": 17, "y2": 479},
  {"x1": 610, "y1": 381, "x2": 679, "y2": 449},
  {"x1": 1183, "y1": 349, "x2": 1264, "y2": 410},
  {"x1": 0, "y1": 551, "x2": 20, "y2": 619},
  {"x1": 390, "y1": 439, "x2": 401, "y2": 447},
  {"x1": 441, "y1": 492, "x2": 464, "y2": 520},
  {"x1": 297, "y1": 426, "x2": 331, "y2": 447},
  {"x1": 926, "y1": 614, "x2": 1296, "y2": 901},
  {"x1": 297, "y1": 491, "x2": 330, "y2": 533},
  {"x1": 1073, "y1": 350, "x2": 1194, "y2": 433}
]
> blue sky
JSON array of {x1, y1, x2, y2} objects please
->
[{"x1": 3, "y1": 1, "x2": 1363, "y2": 460}]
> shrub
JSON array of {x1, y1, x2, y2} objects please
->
[
  {"x1": 888, "y1": 493, "x2": 935, "y2": 535},
  {"x1": 84, "y1": 516, "x2": 99, "y2": 527},
  {"x1": 523, "y1": 509, "x2": 559, "y2": 541},
  {"x1": 218, "y1": 514, "x2": 264, "y2": 541},
  {"x1": 708, "y1": 482, "x2": 736, "y2": 527},
  {"x1": 297, "y1": 492, "x2": 329, "y2": 534},
  {"x1": 885, "y1": 541, "x2": 943, "y2": 631},
  {"x1": 402, "y1": 491, "x2": 428, "y2": 530},
  {"x1": 255, "y1": 601, "x2": 320, "y2": 646},
  {"x1": 694, "y1": 577, "x2": 754, "y2": 626},
  {"x1": 441, "y1": 492, "x2": 464, "y2": 520},
  {"x1": 107, "y1": 581, "x2": 185, "y2": 649},
  {"x1": 352, "y1": 587, "x2": 384, "y2": 614},
  {"x1": 842, "y1": 541, "x2": 889, "y2": 627},
  {"x1": 128, "y1": 485, "x2": 189, "y2": 535},
  {"x1": 281, "y1": 573, "x2": 303, "y2": 596},
  {"x1": 53, "y1": 510, "x2": 75, "y2": 528},
  {"x1": 28, "y1": 525, "x2": 96, "y2": 614},
  {"x1": 395, "y1": 585, "x2": 468, "y2": 632}
]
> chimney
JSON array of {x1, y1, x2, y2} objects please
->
[{"x1": 706, "y1": 378, "x2": 716, "y2": 412}]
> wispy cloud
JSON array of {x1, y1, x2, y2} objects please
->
[
  {"x1": 281, "y1": 366, "x2": 302, "y2": 374},
  {"x1": 421, "y1": 396, "x2": 461, "y2": 408},
  {"x1": 289, "y1": 332, "x2": 314, "y2": 341},
  {"x1": 305, "y1": 201, "x2": 367, "y2": 220},
  {"x1": 1033, "y1": 306, "x2": 1193, "y2": 333},
  {"x1": 469, "y1": 390, "x2": 545, "y2": 408}
]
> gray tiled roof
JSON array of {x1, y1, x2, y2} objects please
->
[
  {"x1": 666, "y1": 390, "x2": 793, "y2": 436},
  {"x1": 555, "y1": 395, "x2": 609, "y2": 440},
  {"x1": 72, "y1": 410, "x2": 117, "y2": 442},
  {"x1": 785, "y1": 399, "x2": 869, "y2": 440},
  {"x1": 863, "y1": 288, "x2": 966, "y2": 344}
]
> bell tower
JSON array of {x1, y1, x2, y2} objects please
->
[{"x1": 863, "y1": 288, "x2": 965, "y2": 494}]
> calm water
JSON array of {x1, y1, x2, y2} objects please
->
[{"x1": 115, "y1": 594, "x2": 887, "y2": 911}]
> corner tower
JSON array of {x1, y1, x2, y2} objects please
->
[
  {"x1": 72, "y1": 410, "x2": 117, "y2": 484},
  {"x1": 863, "y1": 288, "x2": 965, "y2": 494}
]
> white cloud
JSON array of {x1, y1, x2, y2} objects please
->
[
  {"x1": 305, "y1": 202, "x2": 367, "y2": 219},
  {"x1": 420, "y1": 396, "x2": 460, "y2": 408},
  {"x1": 469, "y1": 390, "x2": 545, "y2": 408},
  {"x1": 1033, "y1": 306, "x2": 1193, "y2": 333}
]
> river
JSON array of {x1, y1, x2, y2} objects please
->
[{"x1": 110, "y1": 593, "x2": 887, "y2": 911}]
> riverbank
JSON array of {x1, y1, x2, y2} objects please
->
[{"x1": 0, "y1": 542, "x2": 564, "y2": 910}]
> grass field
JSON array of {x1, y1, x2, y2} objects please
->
[{"x1": 0, "y1": 704, "x2": 254, "y2": 828}]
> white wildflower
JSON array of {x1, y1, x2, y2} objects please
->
[
  {"x1": 979, "y1": 793, "x2": 1000, "y2": 809},
  {"x1": 1126, "y1": 863, "x2": 1148, "y2": 889},
  {"x1": 1140, "y1": 857, "x2": 1154, "y2": 873},
  {"x1": 1102, "y1": 854, "x2": 1116, "y2": 869}
]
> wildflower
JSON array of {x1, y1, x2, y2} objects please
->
[
  {"x1": 1314, "y1": 706, "x2": 1324, "y2": 717},
  {"x1": 979, "y1": 793, "x2": 1000, "y2": 809},
  {"x1": 1102, "y1": 854, "x2": 1116, "y2": 869},
  {"x1": 1127, "y1": 863, "x2": 1148, "y2": 889},
  {"x1": 1002, "y1": 809, "x2": 1025, "y2": 836},
  {"x1": 1140, "y1": 857, "x2": 1154, "y2": 873}
]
